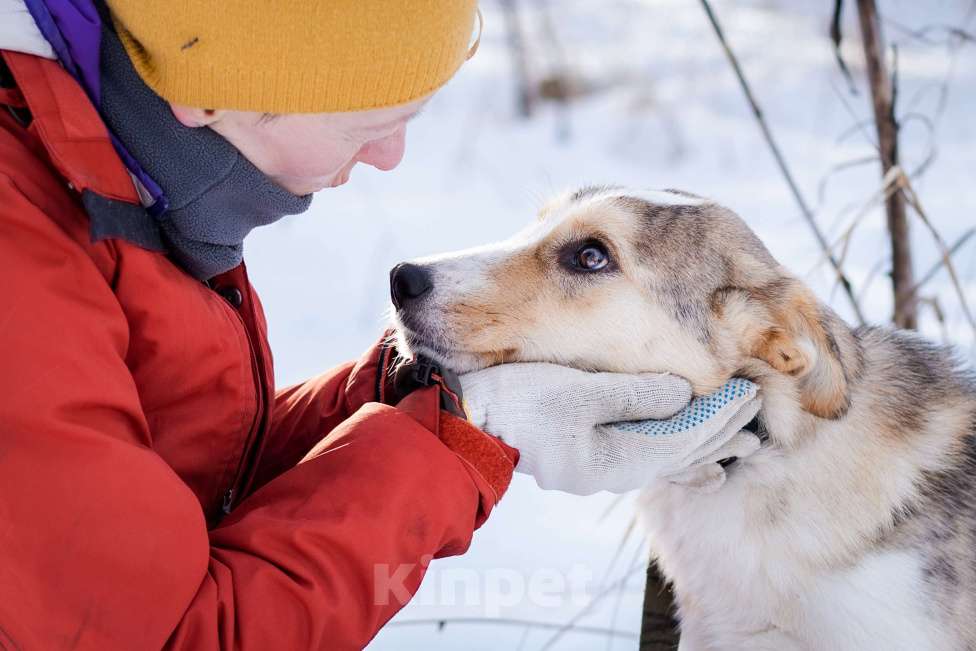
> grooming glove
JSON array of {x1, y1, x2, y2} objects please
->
[{"x1": 459, "y1": 364, "x2": 761, "y2": 495}]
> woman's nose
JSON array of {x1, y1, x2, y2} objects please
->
[{"x1": 358, "y1": 126, "x2": 407, "y2": 171}]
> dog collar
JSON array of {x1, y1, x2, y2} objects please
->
[{"x1": 717, "y1": 415, "x2": 767, "y2": 468}]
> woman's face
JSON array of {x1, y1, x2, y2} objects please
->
[{"x1": 169, "y1": 95, "x2": 429, "y2": 195}]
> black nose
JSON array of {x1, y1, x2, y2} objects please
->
[{"x1": 390, "y1": 262, "x2": 433, "y2": 309}]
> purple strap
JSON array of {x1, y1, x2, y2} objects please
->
[{"x1": 23, "y1": 0, "x2": 169, "y2": 216}]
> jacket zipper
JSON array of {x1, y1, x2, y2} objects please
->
[{"x1": 216, "y1": 292, "x2": 267, "y2": 520}]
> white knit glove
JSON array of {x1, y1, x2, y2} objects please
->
[{"x1": 459, "y1": 363, "x2": 761, "y2": 495}]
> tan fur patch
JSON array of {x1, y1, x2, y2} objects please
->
[
  {"x1": 443, "y1": 247, "x2": 547, "y2": 357},
  {"x1": 753, "y1": 327, "x2": 811, "y2": 377},
  {"x1": 751, "y1": 282, "x2": 850, "y2": 419}
]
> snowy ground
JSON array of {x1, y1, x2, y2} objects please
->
[{"x1": 245, "y1": 1, "x2": 976, "y2": 648}]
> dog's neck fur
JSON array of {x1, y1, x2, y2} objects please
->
[
  {"x1": 641, "y1": 311, "x2": 976, "y2": 648},
  {"x1": 739, "y1": 307, "x2": 972, "y2": 565}
]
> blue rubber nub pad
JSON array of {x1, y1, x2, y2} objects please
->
[{"x1": 612, "y1": 378, "x2": 755, "y2": 437}]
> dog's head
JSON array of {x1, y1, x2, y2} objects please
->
[{"x1": 391, "y1": 186, "x2": 852, "y2": 419}]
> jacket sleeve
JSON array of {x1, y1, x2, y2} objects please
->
[
  {"x1": 0, "y1": 175, "x2": 514, "y2": 650},
  {"x1": 252, "y1": 330, "x2": 398, "y2": 489}
]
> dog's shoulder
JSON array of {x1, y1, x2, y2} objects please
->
[{"x1": 865, "y1": 326, "x2": 976, "y2": 648}]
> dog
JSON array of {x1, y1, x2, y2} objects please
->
[{"x1": 389, "y1": 186, "x2": 976, "y2": 650}]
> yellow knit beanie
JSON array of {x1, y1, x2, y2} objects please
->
[{"x1": 106, "y1": 0, "x2": 480, "y2": 113}]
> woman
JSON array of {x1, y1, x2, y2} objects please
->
[{"x1": 0, "y1": 1, "x2": 758, "y2": 648}]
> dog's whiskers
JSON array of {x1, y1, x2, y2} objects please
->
[{"x1": 457, "y1": 302, "x2": 524, "y2": 322}]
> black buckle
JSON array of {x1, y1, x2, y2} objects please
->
[
  {"x1": 411, "y1": 357, "x2": 441, "y2": 387},
  {"x1": 390, "y1": 355, "x2": 466, "y2": 419},
  {"x1": 717, "y1": 415, "x2": 765, "y2": 469},
  {"x1": 742, "y1": 415, "x2": 767, "y2": 444},
  {"x1": 390, "y1": 355, "x2": 441, "y2": 399}
]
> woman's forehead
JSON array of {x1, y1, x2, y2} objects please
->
[{"x1": 332, "y1": 95, "x2": 431, "y2": 131}]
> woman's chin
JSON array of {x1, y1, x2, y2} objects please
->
[
  {"x1": 274, "y1": 172, "x2": 348, "y2": 195},
  {"x1": 328, "y1": 170, "x2": 351, "y2": 188}
]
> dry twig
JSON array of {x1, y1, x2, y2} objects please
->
[
  {"x1": 539, "y1": 560, "x2": 646, "y2": 650},
  {"x1": 896, "y1": 171, "x2": 976, "y2": 338},
  {"x1": 857, "y1": 0, "x2": 917, "y2": 328},
  {"x1": 501, "y1": 0, "x2": 535, "y2": 118},
  {"x1": 699, "y1": 0, "x2": 866, "y2": 325},
  {"x1": 385, "y1": 616, "x2": 639, "y2": 641},
  {"x1": 910, "y1": 228, "x2": 976, "y2": 295}
]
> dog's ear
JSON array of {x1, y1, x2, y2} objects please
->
[{"x1": 748, "y1": 281, "x2": 850, "y2": 419}]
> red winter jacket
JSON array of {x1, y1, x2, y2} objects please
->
[{"x1": 0, "y1": 50, "x2": 516, "y2": 650}]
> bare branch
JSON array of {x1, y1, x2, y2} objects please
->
[
  {"x1": 857, "y1": 254, "x2": 892, "y2": 304},
  {"x1": 607, "y1": 539, "x2": 648, "y2": 651},
  {"x1": 500, "y1": 0, "x2": 534, "y2": 118},
  {"x1": 857, "y1": 0, "x2": 917, "y2": 328},
  {"x1": 385, "y1": 616, "x2": 639, "y2": 641},
  {"x1": 815, "y1": 155, "x2": 877, "y2": 209},
  {"x1": 910, "y1": 228, "x2": 976, "y2": 295},
  {"x1": 699, "y1": 0, "x2": 866, "y2": 325},
  {"x1": 917, "y1": 295, "x2": 949, "y2": 343},
  {"x1": 883, "y1": 19, "x2": 976, "y2": 46},
  {"x1": 540, "y1": 560, "x2": 647, "y2": 650},
  {"x1": 830, "y1": 79, "x2": 879, "y2": 148},
  {"x1": 897, "y1": 172, "x2": 976, "y2": 338},
  {"x1": 896, "y1": 112, "x2": 938, "y2": 179},
  {"x1": 830, "y1": 0, "x2": 859, "y2": 94},
  {"x1": 811, "y1": 164, "x2": 902, "y2": 282},
  {"x1": 537, "y1": 0, "x2": 574, "y2": 141}
]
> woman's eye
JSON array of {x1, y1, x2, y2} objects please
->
[{"x1": 574, "y1": 244, "x2": 610, "y2": 271}]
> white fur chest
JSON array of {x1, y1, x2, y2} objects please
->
[{"x1": 638, "y1": 448, "x2": 948, "y2": 650}]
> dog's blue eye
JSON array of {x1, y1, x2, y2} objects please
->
[{"x1": 574, "y1": 244, "x2": 609, "y2": 271}]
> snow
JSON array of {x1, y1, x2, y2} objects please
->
[{"x1": 244, "y1": 0, "x2": 976, "y2": 648}]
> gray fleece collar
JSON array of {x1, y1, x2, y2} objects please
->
[{"x1": 85, "y1": 24, "x2": 312, "y2": 280}]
